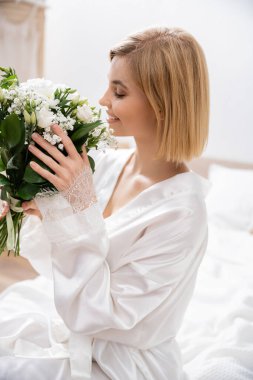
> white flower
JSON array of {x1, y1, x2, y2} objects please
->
[
  {"x1": 20, "y1": 78, "x2": 55, "y2": 99},
  {"x1": 48, "y1": 98, "x2": 60, "y2": 108},
  {"x1": 76, "y1": 104, "x2": 93, "y2": 123},
  {"x1": 92, "y1": 127, "x2": 102, "y2": 137},
  {"x1": 36, "y1": 106, "x2": 55, "y2": 130},
  {"x1": 70, "y1": 93, "x2": 80, "y2": 104}
]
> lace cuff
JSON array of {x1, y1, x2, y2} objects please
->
[
  {"x1": 35, "y1": 165, "x2": 97, "y2": 222},
  {"x1": 61, "y1": 165, "x2": 97, "y2": 213}
]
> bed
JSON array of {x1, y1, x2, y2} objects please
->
[
  {"x1": 178, "y1": 157, "x2": 253, "y2": 380},
  {"x1": 0, "y1": 155, "x2": 253, "y2": 379}
]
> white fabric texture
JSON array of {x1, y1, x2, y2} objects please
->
[
  {"x1": 206, "y1": 164, "x2": 253, "y2": 232},
  {"x1": 0, "y1": 148, "x2": 210, "y2": 379},
  {"x1": 177, "y1": 223, "x2": 253, "y2": 380}
]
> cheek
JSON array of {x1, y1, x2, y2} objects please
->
[
  {"x1": 112, "y1": 100, "x2": 132, "y2": 121},
  {"x1": 112, "y1": 98, "x2": 156, "y2": 128}
]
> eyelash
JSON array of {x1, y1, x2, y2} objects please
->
[{"x1": 114, "y1": 92, "x2": 125, "y2": 98}]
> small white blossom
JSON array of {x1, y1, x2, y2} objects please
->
[
  {"x1": 52, "y1": 134, "x2": 61, "y2": 143},
  {"x1": 20, "y1": 78, "x2": 55, "y2": 99}
]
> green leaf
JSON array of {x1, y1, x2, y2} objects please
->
[
  {"x1": 88, "y1": 155, "x2": 95, "y2": 173},
  {"x1": 0, "y1": 186, "x2": 8, "y2": 202},
  {"x1": 71, "y1": 120, "x2": 102, "y2": 142},
  {"x1": 4, "y1": 151, "x2": 26, "y2": 188},
  {"x1": 23, "y1": 158, "x2": 50, "y2": 184},
  {"x1": 0, "y1": 114, "x2": 25, "y2": 152},
  {"x1": 0, "y1": 149, "x2": 9, "y2": 166},
  {"x1": 6, "y1": 152, "x2": 24, "y2": 171},
  {"x1": 0, "y1": 157, "x2": 5, "y2": 172},
  {"x1": 16, "y1": 182, "x2": 40, "y2": 201},
  {"x1": 0, "y1": 173, "x2": 10, "y2": 186},
  {"x1": 0, "y1": 67, "x2": 19, "y2": 89},
  {"x1": 23, "y1": 165, "x2": 45, "y2": 184}
]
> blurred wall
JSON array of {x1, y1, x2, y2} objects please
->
[
  {"x1": 0, "y1": 1, "x2": 45, "y2": 81},
  {"x1": 44, "y1": 0, "x2": 253, "y2": 163}
]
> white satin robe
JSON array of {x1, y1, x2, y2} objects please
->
[{"x1": 0, "y1": 148, "x2": 210, "y2": 380}]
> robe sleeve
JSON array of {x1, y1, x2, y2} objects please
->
[
  {"x1": 35, "y1": 193, "x2": 207, "y2": 345},
  {"x1": 20, "y1": 149, "x2": 107, "y2": 280},
  {"x1": 20, "y1": 215, "x2": 53, "y2": 280}
]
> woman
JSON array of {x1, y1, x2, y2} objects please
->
[{"x1": 0, "y1": 27, "x2": 210, "y2": 379}]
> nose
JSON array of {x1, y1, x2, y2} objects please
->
[{"x1": 99, "y1": 88, "x2": 110, "y2": 107}]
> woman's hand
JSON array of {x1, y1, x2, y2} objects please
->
[
  {"x1": 27, "y1": 123, "x2": 96, "y2": 214},
  {"x1": 28, "y1": 123, "x2": 90, "y2": 192},
  {"x1": 0, "y1": 201, "x2": 9, "y2": 220},
  {"x1": 0, "y1": 199, "x2": 42, "y2": 220},
  {"x1": 22, "y1": 200, "x2": 42, "y2": 220},
  {"x1": 1, "y1": 124, "x2": 93, "y2": 222}
]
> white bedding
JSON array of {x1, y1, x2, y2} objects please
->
[{"x1": 178, "y1": 222, "x2": 253, "y2": 379}]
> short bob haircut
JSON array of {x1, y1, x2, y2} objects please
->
[{"x1": 109, "y1": 27, "x2": 209, "y2": 163}]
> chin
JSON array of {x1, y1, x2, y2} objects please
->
[{"x1": 110, "y1": 126, "x2": 123, "y2": 137}]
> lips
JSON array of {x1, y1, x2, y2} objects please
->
[{"x1": 106, "y1": 113, "x2": 120, "y2": 124}]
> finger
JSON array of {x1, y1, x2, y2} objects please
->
[
  {"x1": 30, "y1": 161, "x2": 63, "y2": 190},
  {"x1": 1, "y1": 201, "x2": 9, "y2": 210},
  {"x1": 51, "y1": 124, "x2": 79, "y2": 159},
  {"x1": 22, "y1": 200, "x2": 37, "y2": 211},
  {"x1": 31, "y1": 132, "x2": 66, "y2": 164},
  {"x1": 0, "y1": 203, "x2": 9, "y2": 219},
  {"x1": 28, "y1": 144, "x2": 62, "y2": 175},
  {"x1": 23, "y1": 209, "x2": 42, "y2": 220},
  {"x1": 80, "y1": 144, "x2": 89, "y2": 165}
]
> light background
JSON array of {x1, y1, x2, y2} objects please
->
[{"x1": 44, "y1": 0, "x2": 253, "y2": 163}]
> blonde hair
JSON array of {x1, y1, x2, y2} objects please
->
[{"x1": 110, "y1": 27, "x2": 209, "y2": 163}]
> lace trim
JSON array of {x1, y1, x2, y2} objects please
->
[
  {"x1": 60, "y1": 165, "x2": 97, "y2": 213},
  {"x1": 35, "y1": 165, "x2": 97, "y2": 221}
]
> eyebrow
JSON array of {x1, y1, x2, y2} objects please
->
[{"x1": 111, "y1": 80, "x2": 128, "y2": 90}]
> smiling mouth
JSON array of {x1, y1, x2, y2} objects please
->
[{"x1": 107, "y1": 115, "x2": 120, "y2": 123}]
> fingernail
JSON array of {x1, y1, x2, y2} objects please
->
[
  {"x1": 28, "y1": 144, "x2": 34, "y2": 150},
  {"x1": 32, "y1": 133, "x2": 39, "y2": 138}
]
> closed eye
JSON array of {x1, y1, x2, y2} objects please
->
[{"x1": 114, "y1": 92, "x2": 125, "y2": 98}]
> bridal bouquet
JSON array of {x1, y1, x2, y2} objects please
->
[{"x1": 0, "y1": 67, "x2": 116, "y2": 256}]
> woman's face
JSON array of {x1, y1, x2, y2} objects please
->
[{"x1": 99, "y1": 57, "x2": 157, "y2": 141}]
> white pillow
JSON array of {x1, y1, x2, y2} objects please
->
[{"x1": 206, "y1": 164, "x2": 253, "y2": 232}]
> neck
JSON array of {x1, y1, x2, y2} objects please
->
[{"x1": 129, "y1": 138, "x2": 188, "y2": 181}]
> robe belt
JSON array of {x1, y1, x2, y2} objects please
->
[{"x1": 0, "y1": 314, "x2": 93, "y2": 379}]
